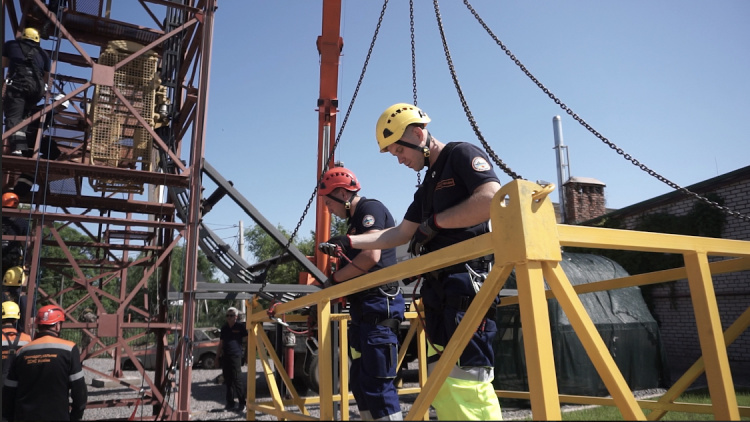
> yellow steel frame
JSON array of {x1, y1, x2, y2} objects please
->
[{"x1": 244, "y1": 179, "x2": 750, "y2": 421}]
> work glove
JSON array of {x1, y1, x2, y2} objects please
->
[
  {"x1": 318, "y1": 235, "x2": 350, "y2": 256},
  {"x1": 408, "y1": 215, "x2": 440, "y2": 255}
]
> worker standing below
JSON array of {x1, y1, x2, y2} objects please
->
[
  {"x1": 317, "y1": 166, "x2": 405, "y2": 421},
  {"x1": 3, "y1": 304, "x2": 88, "y2": 421},
  {"x1": 79, "y1": 307, "x2": 97, "y2": 357},
  {"x1": 2, "y1": 27, "x2": 50, "y2": 156},
  {"x1": 2, "y1": 301, "x2": 31, "y2": 421},
  {"x1": 321, "y1": 103, "x2": 503, "y2": 420},
  {"x1": 215, "y1": 306, "x2": 248, "y2": 412}
]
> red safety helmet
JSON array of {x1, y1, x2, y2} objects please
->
[
  {"x1": 318, "y1": 167, "x2": 360, "y2": 197},
  {"x1": 2, "y1": 192, "x2": 19, "y2": 208},
  {"x1": 37, "y1": 305, "x2": 65, "y2": 325}
]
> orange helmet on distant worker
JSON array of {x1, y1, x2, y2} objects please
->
[
  {"x1": 37, "y1": 305, "x2": 65, "y2": 325},
  {"x1": 318, "y1": 167, "x2": 360, "y2": 197},
  {"x1": 2, "y1": 192, "x2": 19, "y2": 208},
  {"x1": 375, "y1": 103, "x2": 430, "y2": 152},
  {"x1": 21, "y1": 28, "x2": 40, "y2": 43}
]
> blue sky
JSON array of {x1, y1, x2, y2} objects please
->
[
  {"x1": 11, "y1": 1, "x2": 750, "y2": 262},
  {"x1": 198, "y1": 1, "x2": 749, "y2": 253}
]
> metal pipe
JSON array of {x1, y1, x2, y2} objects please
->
[{"x1": 553, "y1": 116, "x2": 570, "y2": 224}]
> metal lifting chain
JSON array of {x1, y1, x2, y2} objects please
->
[
  {"x1": 410, "y1": 0, "x2": 423, "y2": 188},
  {"x1": 260, "y1": 0, "x2": 392, "y2": 294},
  {"x1": 432, "y1": 0, "x2": 523, "y2": 181},
  {"x1": 460, "y1": 0, "x2": 749, "y2": 222}
]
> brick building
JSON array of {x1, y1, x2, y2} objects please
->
[{"x1": 579, "y1": 165, "x2": 750, "y2": 387}]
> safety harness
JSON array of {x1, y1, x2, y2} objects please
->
[
  {"x1": 2, "y1": 329, "x2": 22, "y2": 377},
  {"x1": 6, "y1": 41, "x2": 45, "y2": 98}
]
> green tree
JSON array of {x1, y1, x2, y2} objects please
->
[
  {"x1": 126, "y1": 245, "x2": 222, "y2": 325},
  {"x1": 35, "y1": 223, "x2": 100, "y2": 311},
  {"x1": 244, "y1": 224, "x2": 316, "y2": 285}
]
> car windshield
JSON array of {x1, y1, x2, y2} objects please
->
[{"x1": 195, "y1": 328, "x2": 219, "y2": 341}]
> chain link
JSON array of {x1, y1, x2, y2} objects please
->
[
  {"x1": 432, "y1": 0, "x2": 523, "y2": 181},
  {"x1": 459, "y1": 0, "x2": 748, "y2": 222},
  {"x1": 259, "y1": 0, "x2": 393, "y2": 294},
  {"x1": 410, "y1": 0, "x2": 423, "y2": 188}
]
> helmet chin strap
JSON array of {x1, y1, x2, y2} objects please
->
[
  {"x1": 395, "y1": 131, "x2": 432, "y2": 170},
  {"x1": 327, "y1": 192, "x2": 358, "y2": 219}
]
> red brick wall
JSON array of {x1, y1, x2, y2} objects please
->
[
  {"x1": 616, "y1": 177, "x2": 750, "y2": 387},
  {"x1": 564, "y1": 182, "x2": 606, "y2": 224}
]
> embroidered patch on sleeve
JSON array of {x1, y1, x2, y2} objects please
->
[
  {"x1": 472, "y1": 156, "x2": 491, "y2": 172},
  {"x1": 362, "y1": 215, "x2": 375, "y2": 227}
]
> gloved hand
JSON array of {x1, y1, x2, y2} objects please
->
[
  {"x1": 318, "y1": 235, "x2": 350, "y2": 256},
  {"x1": 408, "y1": 215, "x2": 440, "y2": 255}
]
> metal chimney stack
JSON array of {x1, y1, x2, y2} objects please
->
[{"x1": 553, "y1": 116, "x2": 570, "y2": 224}]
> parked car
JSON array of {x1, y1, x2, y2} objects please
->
[{"x1": 120, "y1": 327, "x2": 220, "y2": 370}]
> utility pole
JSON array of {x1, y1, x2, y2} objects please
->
[{"x1": 238, "y1": 220, "x2": 246, "y2": 317}]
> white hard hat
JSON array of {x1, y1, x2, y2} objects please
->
[{"x1": 53, "y1": 93, "x2": 70, "y2": 109}]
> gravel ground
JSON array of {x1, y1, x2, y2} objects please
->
[{"x1": 80, "y1": 358, "x2": 666, "y2": 420}]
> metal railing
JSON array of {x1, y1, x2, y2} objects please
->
[{"x1": 245, "y1": 179, "x2": 750, "y2": 421}]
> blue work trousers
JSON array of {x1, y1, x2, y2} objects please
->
[
  {"x1": 349, "y1": 293, "x2": 405, "y2": 420},
  {"x1": 421, "y1": 272, "x2": 498, "y2": 368}
]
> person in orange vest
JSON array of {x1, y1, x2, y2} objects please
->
[
  {"x1": 2, "y1": 301, "x2": 31, "y2": 420},
  {"x1": 3, "y1": 304, "x2": 88, "y2": 421}
]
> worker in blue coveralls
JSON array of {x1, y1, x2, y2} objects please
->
[
  {"x1": 321, "y1": 103, "x2": 503, "y2": 420},
  {"x1": 317, "y1": 166, "x2": 405, "y2": 421}
]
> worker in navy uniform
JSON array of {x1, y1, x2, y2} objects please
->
[
  {"x1": 216, "y1": 306, "x2": 248, "y2": 412},
  {"x1": 3, "y1": 304, "x2": 88, "y2": 421},
  {"x1": 321, "y1": 104, "x2": 502, "y2": 420},
  {"x1": 2, "y1": 28, "x2": 51, "y2": 156},
  {"x1": 317, "y1": 166, "x2": 405, "y2": 421}
]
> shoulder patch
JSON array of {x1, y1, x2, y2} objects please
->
[
  {"x1": 472, "y1": 156, "x2": 491, "y2": 172},
  {"x1": 362, "y1": 215, "x2": 375, "y2": 228}
]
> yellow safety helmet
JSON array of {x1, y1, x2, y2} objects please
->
[
  {"x1": 375, "y1": 103, "x2": 430, "y2": 152},
  {"x1": 3, "y1": 266, "x2": 27, "y2": 287},
  {"x1": 21, "y1": 28, "x2": 40, "y2": 43},
  {"x1": 2, "y1": 301, "x2": 21, "y2": 320}
]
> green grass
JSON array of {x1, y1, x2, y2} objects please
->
[{"x1": 516, "y1": 388, "x2": 750, "y2": 421}]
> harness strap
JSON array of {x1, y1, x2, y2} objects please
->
[
  {"x1": 445, "y1": 295, "x2": 497, "y2": 320},
  {"x1": 361, "y1": 315, "x2": 401, "y2": 335},
  {"x1": 426, "y1": 255, "x2": 492, "y2": 279}
]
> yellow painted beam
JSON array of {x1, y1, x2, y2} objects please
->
[
  {"x1": 558, "y1": 224, "x2": 750, "y2": 257},
  {"x1": 543, "y1": 262, "x2": 645, "y2": 420},
  {"x1": 405, "y1": 264, "x2": 513, "y2": 421},
  {"x1": 317, "y1": 300, "x2": 334, "y2": 420},
  {"x1": 684, "y1": 251, "x2": 740, "y2": 420},
  {"x1": 515, "y1": 261, "x2": 562, "y2": 420},
  {"x1": 648, "y1": 304, "x2": 750, "y2": 420}
]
